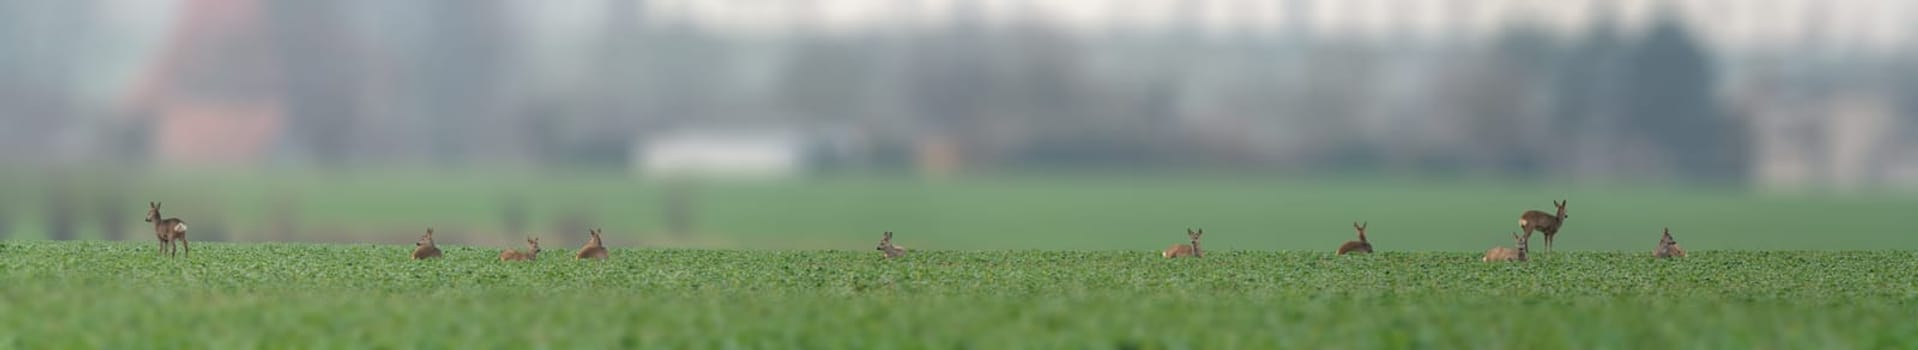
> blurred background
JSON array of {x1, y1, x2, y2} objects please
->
[{"x1": 0, "y1": 0, "x2": 1914, "y2": 250}]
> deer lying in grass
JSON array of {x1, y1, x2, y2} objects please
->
[
  {"x1": 144, "y1": 202, "x2": 189, "y2": 257},
  {"x1": 499, "y1": 237, "x2": 541, "y2": 261},
  {"x1": 1336, "y1": 221, "x2": 1374, "y2": 255},
  {"x1": 1482, "y1": 232, "x2": 1529, "y2": 262},
  {"x1": 876, "y1": 231, "x2": 907, "y2": 259},
  {"x1": 1162, "y1": 228, "x2": 1204, "y2": 258},
  {"x1": 1519, "y1": 200, "x2": 1569, "y2": 252},
  {"x1": 411, "y1": 228, "x2": 442, "y2": 260},
  {"x1": 1654, "y1": 227, "x2": 1686, "y2": 258},
  {"x1": 576, "y1": 228, "x2": 608, "y2": 260}
]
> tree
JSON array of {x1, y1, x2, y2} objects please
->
[
  {"x1": 1620, "y1": 13, "x2": 1746, "y2": 182},
  {"x1": 408, "y1": 0, "x2": 514, "y2": 165},
  {"x1": 266, "y1": 1, "x2": 364, "y2": 168}
]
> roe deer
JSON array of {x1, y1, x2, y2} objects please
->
[
  {"x1": 1336, "y1": 221, "x2": 1374, "y2": 255},
  {"x1": 1162, "y1": 228, "x2": 1204, "y2": 258},
  {"x1": 1654, "y1": 227, "x2": 1686, "y2": 258},
  {"x1": 144, "y1": 202, "x2": 189, "y2": 257},
  {"x1": 1519, "y1": 200, "x2": 1569, "y2": 252},
  {"x1": 499, "y1": 237, "x2": 541, "y2": 261},
  {"x1": 576, "y1": 228, "x2": 608, "y2": 260},
  {"x1": 1482, "y1": 232, "x2": 1529, "y2": 262},
  {"x1": 411, "y1": 228, "x2": 442, "y2": 260},
  {"x1": 876, "y1": 231, "x2": 907, "y2": 259}
]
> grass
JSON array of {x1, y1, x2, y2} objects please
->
[
  {"x1": 4, "y1": 170, "x2": 1918, "y2": 251},
  {"x1": 2, "y1": 241, "x2": 1915, "y2": 348}
]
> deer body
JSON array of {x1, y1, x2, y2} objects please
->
[
  {"x1": 1336, "y1": 222, "x2": 1373, "y2": 255},
  {"x1": 411, "y1": 228, "x2": 442, "y2": 260},
  {"x1": 499, "y1": 237, "x2": 541, "y2": 261},
  {"x1": 1519, "y1": 200, "x2": 1569, "y2": 252},
  {"x1": 1162, "y1": 228, "x2": 1204, "y2": 258},
  {"x1": 576, "y1": 228, "x2": 608, "y2": 260},
  {"x1": 1482, "y1": 232, "x2": 1529, "y2": 262},
  {"x1": 876, "y1": 231, "x2": 907, "y2": 259},
  {"x1": 1654, "y1": 228, "x2": 1686, "y2": 258},
  {"x1": 144, "y1": 202, "x2": 190, "y2": 257}
]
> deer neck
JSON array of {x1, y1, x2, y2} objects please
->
[{"x1": 1190, "y1": 240, "x2": 1202, "y2": 257}]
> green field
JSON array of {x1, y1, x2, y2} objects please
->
[
  {"x1": 2, "y1": 241, "x2": 1915, "y2": 348},
  {"x1": 5, "y1": 170, "x2": 1917, "y2": 251}
]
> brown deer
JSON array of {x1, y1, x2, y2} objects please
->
[
  {"x1": 498, "y1": 237, "x2": 541, "y2": 261},
  {"x1": 411, "y1": 228, "x2": 442, "y2": 260},
  {"x1": 1519, "y1": 200, "x2": 1569, "y2": 252},
  {"x1": 1336, "y1": 221, "x2": 1374, "y2": 255},
  {"x1": 144, "y1": 202, "x2": 189, "y2": 257},
  {"x1": 1482, "y1": 232, "x2": 1529, "y2": 262},
  {"x1": 1654, "y1": 227, "x2": 1686, "y2": 258},
  {"x1": 875, "y1": 231, "x2": 907, "y2": 259},
  {"x1": 1162, "y1": 228, "x2": 1204, "y2": 258},
  {"x1": 576, "y1": 228, "x2": 609, "y2": 260}
]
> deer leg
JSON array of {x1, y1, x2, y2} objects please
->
[
  {"x1": 180, "y1": 237, "x2": 189, "y2": 257},
  {"x1": 158, "y1": 240, "x2": 165, "y2": 256}
]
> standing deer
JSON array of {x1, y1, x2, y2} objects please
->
[
  {"x1": 411, "y1": 228, "x2": 442, "y2": 260},
  {"x1": 1162, "y1": 228, "x2": 1204, "y2": 258},
  {"x1": 144, "y1": 202, "x2": 189, "y2": 257},
  {"x1": 498, "y1": 237, "x2": 541, "y2": 262},
  {"x1": 875, "y1": 231, "x2": 907, "y2": 259},
  {"x1": 1482, "y1": 232, "x2": 1529, "y2": 262},
  {"x1": 1336, "y1": 221, "x2": 1374, "y2": 255},
  {"x1": 1519, "y1": 200, "x2": 1569, "y2": 252},
  {"x1": 576, "y1": 228, "x2": 608, "y2": 260},
  {"x1": 1654, "y1": 227, "x2": 1686, "y2": 258}
]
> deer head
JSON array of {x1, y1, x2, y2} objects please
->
[
  {"x1": 418, "y1": 228, "x2": 435, "y2": 247},
  {"x1": 1354, "y1": 221, "x2": 1368, "y2": 242}
]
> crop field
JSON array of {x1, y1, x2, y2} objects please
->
[
  {"x1": 3, "y1": 172, "x2": 1916, "y2": 348},
  {"x1": 5, "y1": 170, "x2": 1918, "y2": 250},
  {"x1": 2, "y1": 241, "x2": 1916, "y2": 348}
]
